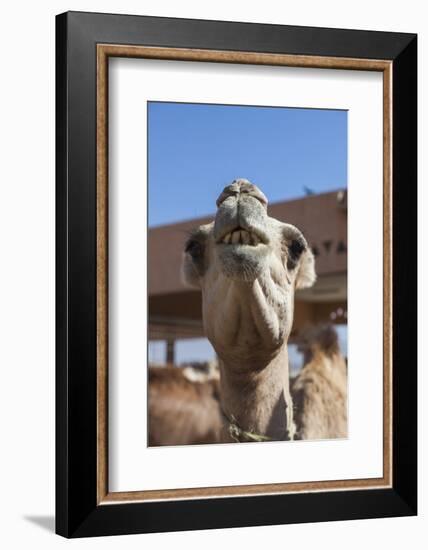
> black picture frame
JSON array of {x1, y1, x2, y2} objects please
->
[{"x1": 56, "y1": 11, "x2": 417, "y2": 538}]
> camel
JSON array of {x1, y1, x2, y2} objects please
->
[
  {"x1": 147, "y1": 325, "x2": 347, "y2": 445},
  {"x1": 182, "y1": 359, "x2": 220, "y2": 383},
  {"x1": 291, "y1": 324, "x2": 348, "y2": 440},
  {"x1": 181, "y1": 178, "x2": 316, "y2": 442},
  {"x1": 148, "y1": 367, "x2": 223, "y2": 446}
]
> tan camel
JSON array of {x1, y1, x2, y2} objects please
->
[
  {"x1": 182, "y1": 178, "x2": 316, "y2": 441},
  {"x1": 291, "y1": 325, "x2": 348, "y2": 440},
  {"x1": 147, "y1": 326, "x2": 347, "y2": 445},
  {"x1": 148, "y1": 367, "x2": 223, "y2": 446}
]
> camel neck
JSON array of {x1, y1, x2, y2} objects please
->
[{"x1": 219, "y1": 346, "x2": 294, "y2": 441}]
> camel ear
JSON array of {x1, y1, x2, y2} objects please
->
[
  {"x1": 181, "y1": 226, "x2": 210, "y2": 288},
  {"x1": 295, "y1": 247, "x2": 316, "y2": 289},
  {"x1": 281, "y1": 223, "x2": 316, "y2": 289},
  {"x1": 181, "y1": 251, "x2": 202, "y2": 288}
]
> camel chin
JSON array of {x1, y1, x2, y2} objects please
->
[{"x1": 215, "y1": 241, "x2": 269, "y2": 282}]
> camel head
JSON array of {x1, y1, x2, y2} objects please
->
[{"x1": 182, "y1": 179, "x2": 316, "y2": 369}]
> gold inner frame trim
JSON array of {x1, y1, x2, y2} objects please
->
[{"x1": 96, "y1": 44, "x2": 393, "y2": 505}]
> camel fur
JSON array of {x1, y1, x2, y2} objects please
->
[
  {"x1": 181, "y1": 179, "x2": 316, "y2": 441},
  {"x1": 292, "y1": 325, "x2": 347, "y2": 440}
]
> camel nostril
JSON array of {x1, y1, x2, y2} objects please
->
[
  {"x1": 216, "y1": 180, "x2": 268, "y2": 209},
  {"x1": 216, "y1": 186, "x2": 239, "y2": 208},
  {"x1": 241, "y1": 188, "x2": 268, "y2": 209},
  {"x1": 252, "y1": 194, "x2": 268, "y2": 208}
]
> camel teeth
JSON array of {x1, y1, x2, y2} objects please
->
[
  {"x1": 231, "y1": 230, "x2": 240, "y2": 244},
  {"x1": 221, "y1": 230, "x2": 261, "y2": 245},
  {"x1": 240, "y1": 230, "x2": 249, "y2": 244}
]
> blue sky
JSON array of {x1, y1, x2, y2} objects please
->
[{"x1": 148, "y1": 101, "x2": 347, "y2": 227}]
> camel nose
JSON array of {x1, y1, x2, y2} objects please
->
[{"x1": 216, "y1": 179, "x2": 268, "y2": 209}]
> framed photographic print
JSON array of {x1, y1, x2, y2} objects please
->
[{"x1": 56, "y1": 11, "x2": 417, "y2": 538}]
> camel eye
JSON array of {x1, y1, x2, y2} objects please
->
[
  {"x1": 185, "y1": 239, "x2": 203, "y2": 260},
  {"x1": 287, "y1": 238, "x2": 305, "y2": 270}
]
